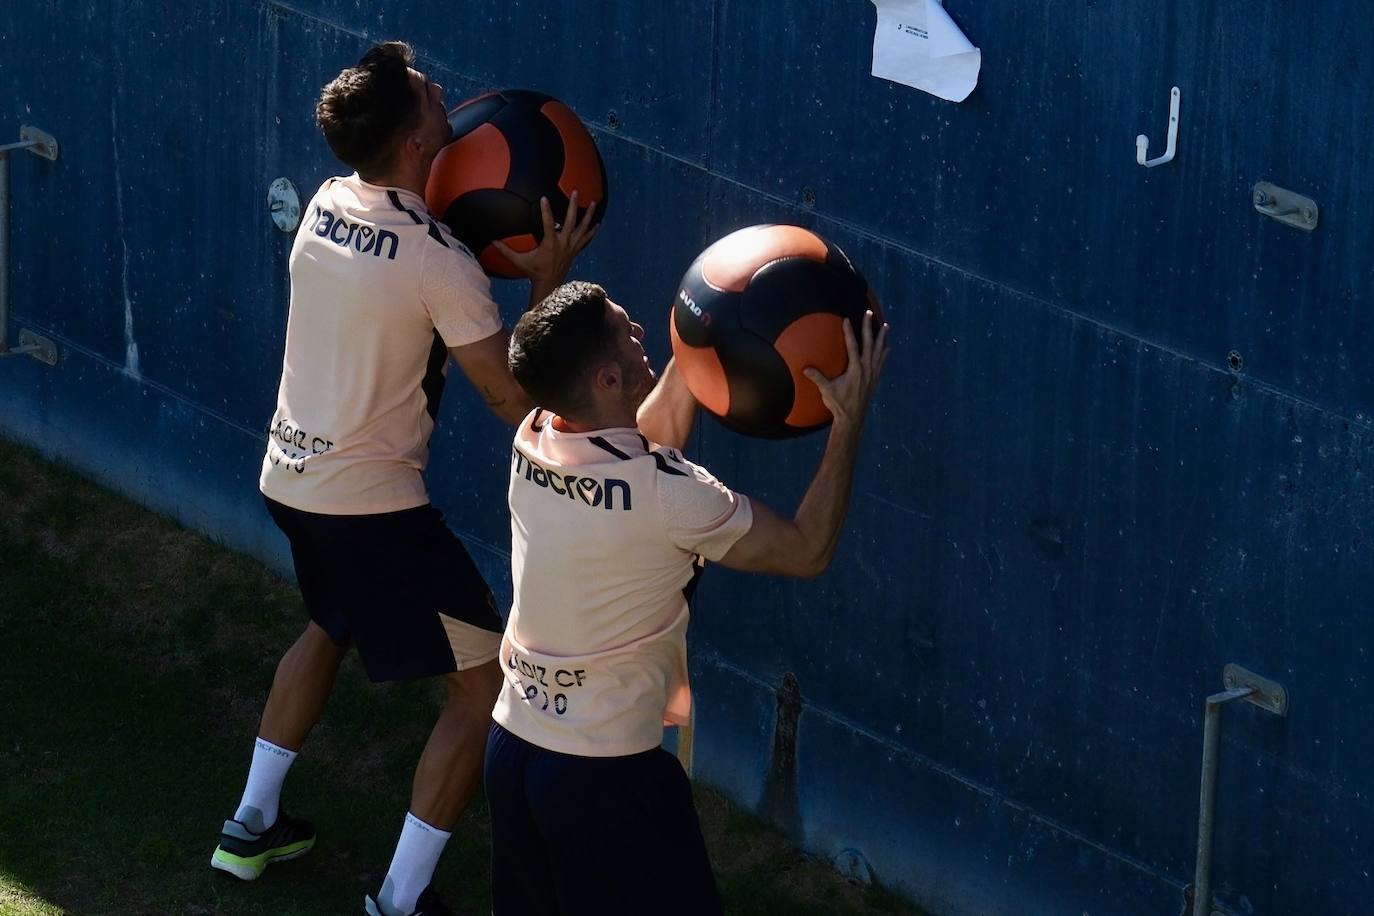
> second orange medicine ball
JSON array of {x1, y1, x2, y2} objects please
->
[{"x1": 670, "y1": 225, "x2": 882, "y2": 439}]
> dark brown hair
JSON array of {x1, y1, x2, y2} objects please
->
[
  {"x1": 314, "y1": 41, "x2": 420, "y2": 175},
  {"x1": 509, "y1": 282, "x2": 619, "y2": 416}
]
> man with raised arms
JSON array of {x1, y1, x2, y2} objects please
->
[{"x1": 487, "y1": 280, "x2": 889, "y2": 914}]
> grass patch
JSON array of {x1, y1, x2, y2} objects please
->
[{"x1": 0, "y1": 436, "x2": 922, "y2": 915}]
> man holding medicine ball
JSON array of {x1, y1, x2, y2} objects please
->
[
  {"x1": 487, "y1": 280, "x2": 889, "y2": 914},
  {"x1": 210, "y1": 40, "x2": 596, "y2": 916}
]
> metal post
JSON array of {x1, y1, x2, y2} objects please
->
[
  {"x1": 1189, "y1": 664, "x2": 1288, "y2": 916},
  {"x1": 1192, "y1": 686, "x2": 1252, "y2": 916},
  {"x1": 0, "y1": 145, "x2": 17, "y2": 355},
  {"x1": 0, "y1": 126, "x2": 60, "y2": 365}
]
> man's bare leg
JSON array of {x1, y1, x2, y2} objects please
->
[
  {"x1": 259, "y1": 621, "x2": 349, "y2": 751},
  {"x1": 373, "y1": 660, "x2": 502, "y2": 915},
  {"x1": 211, "y1": 622, "x2": 347, "y2": 879}
]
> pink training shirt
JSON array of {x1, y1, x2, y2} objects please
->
[
  {"x1": 493, "y1": 410, "x2": 755, "y2": 757},
  {"x1": 260, "y1": 175, "x2": 502, "y2": 515}
]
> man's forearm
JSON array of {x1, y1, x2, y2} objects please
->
[
  {"x1": 790, "y1": 422, "x2": 864, "y2": 575},
  {"x1": 636, "y1": 360, "x2": 697, "y2": 450},
  {"x1": 485, "y1": 384, "x2": 536, "y2": 425}
]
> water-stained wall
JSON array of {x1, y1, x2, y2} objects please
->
[{"x1": 3, "y1": 3, "x2": 1369, "y2": 913}]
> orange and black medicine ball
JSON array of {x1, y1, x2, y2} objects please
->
[
  {"x1": 670, "y1": 225, "x2": 882, "y2": 439},
  {"x1": 425, "y1": 89, "x2": 607, "y2": 278}
]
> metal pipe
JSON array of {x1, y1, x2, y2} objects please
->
[
  {"x1": 1192, "y1": 686, "x2": 1253, "y2": 916},
  {"x1": 0, "y1": 128, "x2": 59, "y2": 365},
  {"x1": 1, "y1": 148, "x2": 12, "y2": 355},
  {"x1": 1, "y1": 141, "x2": 43, "y2": 358}
]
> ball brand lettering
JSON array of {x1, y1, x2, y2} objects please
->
[
  {"x1": 678, "y1": 287, "x2": 710, "y2": 325},
  {"x1": 511, "y1": 448, "x2": 632, "y2": 511},
  {"x1": 308, "y1": 206, "x2": 399, "y2": 260}
]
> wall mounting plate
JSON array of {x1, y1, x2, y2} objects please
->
[
  {"x1": 18, "y1": 126, "x2": 58, "y2": 161},
  {"x1": 17, "y1": 329, "x2": 58, "y2": 366},
  {"x1": 1222, "y1": 663, "x2": 1288, "y2": 716},
  {"x1": 1252, "y1": 182, "x2": 1317, "y2": 232}
]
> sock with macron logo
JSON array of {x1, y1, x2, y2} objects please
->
[
  {"x1": 377, "y1": 812, "x2": 453, "y2": 915},
  {"x1": 233, "y1": 737, "x2": 297, "y2": 833}
]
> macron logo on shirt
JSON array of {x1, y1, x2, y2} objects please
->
[
  {"x1": 306, "y1": 205, "x2": 400, "y2": 260},
  {"x1": 512, "y1": 448, "x2": 632, "y2": 511}
]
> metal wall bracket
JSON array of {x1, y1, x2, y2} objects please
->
[
  {"x1": 1252, "y1": 182, "x2": 1318, "y2": 232},
  {"x1": 18, "y1": 126, "x2": 59, "y2": 160},
  {"x1": 1180, "y1": 883, "x2": 1232, "y2": 916},
  {"x1": 16, "y1": 328, "x2": 58, "y2": 366},
  {"x1": 1221, "y1": 663, "x2": 1287, "y2": 715},
  {"x1": 1188, "y1": 664, "x2": 1288, "y2": 916},
  {"x1": 1, "y1": 125, "x2": 60, "y2": 366}
]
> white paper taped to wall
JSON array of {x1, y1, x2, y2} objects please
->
[{"x1": 870, "y1": 0, "x2": 981, "y2": 102}]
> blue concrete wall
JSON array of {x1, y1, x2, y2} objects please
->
[{"x1": 3, "y1": 2, "x2": 1370, "y2": 913}]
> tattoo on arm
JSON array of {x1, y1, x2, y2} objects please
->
[{"x1": 483, "y1": 385, "x2": 507, "y2": 408}]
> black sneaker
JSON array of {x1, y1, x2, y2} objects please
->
[
  {"x1": 364, "y1": 884, "x2": 455, "y2": 916},
  {"x1": 210, "y1": 811, "x2": 316, "y2": 880}
]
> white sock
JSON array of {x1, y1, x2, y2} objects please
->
[
  {"x1": 233, "y1": 737, "x2": 297, "y2": 833},
  {"x1": 378, "y1": 812, "x2": 452, "y2": 916}
]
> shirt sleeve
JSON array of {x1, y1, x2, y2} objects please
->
[
  {"x1": 656, "y1": 452, "x2": 754, "y2": 561},
  {"x1": 419, "y1": 239, "x2": 504, "y2": 348}
]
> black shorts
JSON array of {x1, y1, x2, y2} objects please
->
[
  {"x1": 485, "y1": 722, "x2": 723, "y2": 916},
  {"x1": 265, "y1": 496, "x2": 502, "y2": 682}
]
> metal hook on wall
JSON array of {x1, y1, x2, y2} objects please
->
[{"x1": 1136, "y1": 86, "x2": 1181, "y2": 168}]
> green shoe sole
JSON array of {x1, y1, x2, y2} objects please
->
[{"x1": 210, "y1": 836, "x2": 315, "y2": 881}]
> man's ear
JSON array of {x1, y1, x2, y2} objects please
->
[{"x1": 593, "y1": 361, "x2": 621, "y2": 392}]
